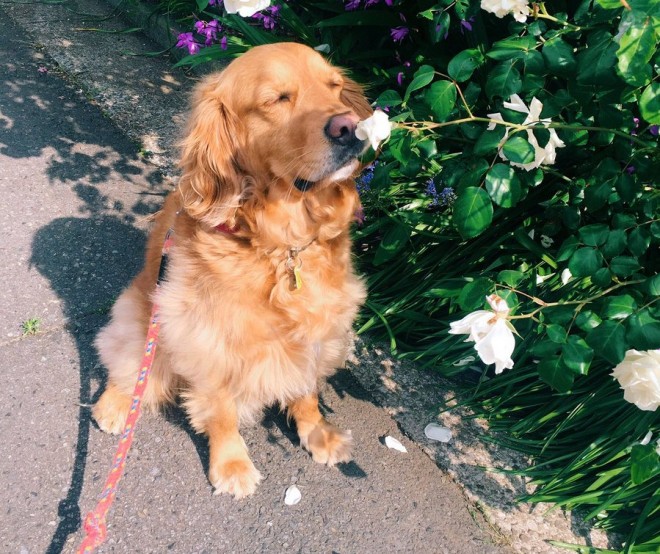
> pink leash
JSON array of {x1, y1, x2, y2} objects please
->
[{"x1": 77, "y1": 229, "x2": 174, "y2": 553}]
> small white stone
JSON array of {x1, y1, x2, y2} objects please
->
[
  {"x1": 384, "y1": 435, "x2": 407, "y2": 453},
  {"x1": 424, "y1": 423, "x2": 452, "y2": 443},
  {"x1": 284, "y1": 485, "x2": 301, "y2": 506}
]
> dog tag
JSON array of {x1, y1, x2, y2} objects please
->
[{"x1": 293, "y1": 264, "x2": 303, "y2": 290}]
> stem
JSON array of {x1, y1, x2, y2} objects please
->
[{"x1": 508, "y1": 279, "x2": 645, "y2": 320}]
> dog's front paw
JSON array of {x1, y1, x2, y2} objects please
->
[
  {"x1": 92, "y1": 385, "x2": 132, "y2": 435},
  {"x1": 210, "y1": 457, "x2": 262, "y2": 499},
  {"x1": 303, "y1": 422, "x2": 352, "y2": 466}
]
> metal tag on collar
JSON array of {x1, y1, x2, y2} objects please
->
[{"x1": 285, "y1": 248, "x2": 303, "y2": 291}]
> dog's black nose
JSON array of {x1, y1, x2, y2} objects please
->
[{"x1": 325, "y1": 113, "x2": 359, "y2": 146}]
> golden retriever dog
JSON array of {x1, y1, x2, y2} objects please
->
[{"x1": 92, "y1": 42, "x2": 373, "y2": 498}]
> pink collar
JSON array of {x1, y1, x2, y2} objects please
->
[{"x1": 214, "y1": 222, "x2": 240, "y2": 234}]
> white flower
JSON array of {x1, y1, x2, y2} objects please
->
[
  {"x1": 355, "y1": 110, "x2": 392, "y2": 150},
  {"x1": 481, "y1": 0, "x2": 531, "y2": 23},
  {"x1": 449, "y1": 294, "x2": 516, "y2": 374},
  {"x1": 223, "y1": 0, "x2": 270, "y2": 17},
  {"x1": 561, "y1": 268, "x2": 573, "y2": 285},
  {"x1": 540, "y1": 235, "x2": 554, "y2": 248},
  {"x1": 611, "y1": 350, "x2": 660, "y2": 411},
  {"x1": 640, "y1": 431, "x2": 653, "y2": 445},
  {"x1": 488, "y1": 94, "x2": 566, "y2": 172}
]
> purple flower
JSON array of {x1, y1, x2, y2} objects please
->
[
  {"x1": 208, "y1": 0, "x2": 222, "y2": 5},
  {"x1": 632, "y1": 116, "x2": 640, "y2": 136},
  {"x1": 625, "y1": 165, "x2": 636, "y2": 175},
  {"x1": 460, "y1": 17, "x2": 475, "y2": 33},
  {"x1": 253, "y1": 5, "x2": 280, "y2": 30},
  {"x1": 426, "y1": 179, "x2": 438, "y2": 205},
  {"x1": 390, "y1": 26, "x2": 409, "y2": 42},
  {"x1": 220, "y1": 35, "x2": 228, "y2": 50},
  {"x1": 176, "y1": 32, "x2": 200, "y2": 55},
  {"x1": 439, "y1": 187, "x2": 457, "y2": 206},
  {"x1": 365, "y1": 0, "x2": 380, "y2": 6},
  {"x1": 650, "y1": 125, "x2": 659, "y2": 137},
  {"x1": 396, "y1": 71, "x2": 404, "y2": 86},
  {"x1": 345, "y1": 0, "x2": 361, "y2": 10},
  {"x1": 357, "y1": 163, "x2": 376, "y2": 195},
  {"x1": 194, "y1": 19, "x2": 221, "y2": 46}
]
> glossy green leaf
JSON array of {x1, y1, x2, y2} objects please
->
[
  {"x1": 484, "y1": 164, "x2": 521, "y2": 208},
  {"x1": 404, "y1": 65, "x2": 435, "y2": 102},
  {"x1": 616, "y1": 16, "x2": 656, "y2": 86},
  {"x1": 373, "y1": 223, "x2": 411, "y2": 265},
  {"x1": 502, "y1": 136, "x2": 535, "y2": 164},
  {"x1": 579, "y1": 224, "x2": 610, "y2": 246},
  {"x1": 538, "y1": 357, "x2": 574, "y2": 393},
  {"x1": 486, "y1": 62, "x2": 523, "y2": 100},
  {"x1": 586, "y1": 321, "x2": 627, "y2": 364},
  {"x1": 547, "y1": 324, "x2": 568, "y2": 343},
  {"x1": 610, "y1": 256, "x2": 640, "y2": 277},
  {"x1": 568, "y1": 248, "x2": 603, "y2": 277},
  {"x1": 542, "y1": 37, "x2": 577, "y2": 77},
  {"x1": 626, "y1": 311, "x2": 660, "y2": 350},
  {"x1": 454, "y1": 187, "x2": 494, "y2": 239},
  {"x1": 448, "y1": 49, "x2": 483, "y2": 82},
  {"x1": 602, "y1": 294, "x2": 637, "y2": 320},
  {"x1": 424, "y1": 80, "x2": 456, "y2": 122},
  {"x1": 458, "y1": 278, "x2": 493, "y2": 311},
  {"x1": 561, "y1": 336, "x2": 594, "y2": 375},
  {"x1": 640, "y1": 82, "x2": 660, "y2": 124},
  {"x1": 630, "y1": 444, "x2": 660, "y2": 485}
]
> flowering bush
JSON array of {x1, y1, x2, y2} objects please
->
[{"x1": 167, "y1": 0, "x2": 660, "y2": 551}]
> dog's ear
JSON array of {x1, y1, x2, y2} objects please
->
[
  {"x1": 341, "y1": 75, "x2": 373, "y2": 120},
  {"x1": 178, "y1": 74, "x2": 244, "y2": 227}
]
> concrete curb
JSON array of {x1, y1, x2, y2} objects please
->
[{"x1": 1, "y1": 1, "x2": 618, "y2": 552}]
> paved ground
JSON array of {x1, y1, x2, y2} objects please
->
[{"x1": 0, "y1": 6, "x2": 511, "y2": 554}]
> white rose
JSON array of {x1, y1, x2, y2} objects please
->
[
  {"x1": 449, "y1": 294, "x2": 516, "y2": 374},
  {"x1": 488, "y1": 94, "x2": 566, "y2": 172},
  {"x1": 223, "y1": 0, "x2": 270, "y2": 17},
  {"x1": 481, "y1": 0, "x2": 530, "y2": 22},
  {"x1": 611, "y1": 350, "x2": 660, "y2": 411},
  {"x1": 355, "y1": 110, "x2": 392, "y2": 151}
]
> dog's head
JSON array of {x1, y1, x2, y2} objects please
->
[{"x1": 178, "y1": 42, "x2": 373, "y2": 227}]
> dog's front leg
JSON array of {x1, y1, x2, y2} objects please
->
[
  {"x1": 186, "y1": 391, "x2": 261, "y2": 499},
  {"x1": 288, "y1": 393, "x2": 352, "y2": 466}
]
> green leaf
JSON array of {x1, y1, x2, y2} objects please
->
[
  {"x1": 404, "y1": 65, "x2": 435, "y2": 103},
  {"x1": 557, "y1": 236, "x2": 580, "y2": 262},
  {"x1": 502, "y1": 136, "x2": 535, "y2": 164},
  {"x1": 487, "y1": 36, "x2": 537, "y2": 61},
  {"x1": 577, "y1": 30, "x2": 620, "y2": 87},
  {"x1": 576, "y1": 311, "x2": 602, "y2": 332},
  {"x1": 373, "y1": 223, "x2": 411, "y2": 265},
  {"x1": 424, "y1": 81, "x2": 456, "y2": 122},
  {"x1": 474, "y1": 128, "x2": 506, "y2": 156},
  {"x1": 486, "y1": 62, "x2": 523, "y2": 100},
  {"x1": 579, "y1": 223, "x2": 610, "y2": 246},
  {"x1": 626, "y1": 311, "x2": 660, "y2": 350},
  {"x1": 561, "y1": 336, "x2": 594, "y2": 375},
  {"x1": 568, "y1": 248, "x2": 603, "y2": 277},
  {"x1": 645, "y1": 274, "x2": 660, "y2": 296},
  {"x1": 610, "y1": 256, "x2": 640, "y2": 277},
  {"x1": 640, "y1": 82, "x2": 660, "y2": 124},
  {"x1": 542, "y1": 37, "x2": 577, "y2": 77},
  {"x1": 584, "y1": 179, "x2": 615, "y2": 211},
  {"x1": 448, "y1": 49, "x2": 484, "y2": 82},
  {"x1": 484, "y1": 164, "x2": 522, "y2": 208},
  {"x1": 616, "y1": 15, "x2": 656, "y2": 86},
  {"x1": 592, "y1": 268, "x2": 612, "y2": 288},
  {"x1": 586, "y1": 321, "x2": 627, "y2": 364},
  {"x1": 601, "y1": 229, "x2": 627, "y2": 258},
  {"x1": 375, "y1": 89, "x2": 403, "y2": 108},
  {"x1": 630, "y1": 444, "x2": 660, "y2": 486},
  {"x1": 547, "y1": 324, "x2": 568, "y2": 343},
  {"x1": 538, "y1": 357, "x2": 574, "y2": 393},
  {"x1": 317, "y1": 10, "x2": 400, "y2": 27},
  {"x1": 454, "y1": 188, "x2": 494, "y2": 239},
  {"x1": 627, "y1": 227, "x2": 650, "y2": 256},
  {"x1": 602, "y1": 294, "x2": 637, "y2": 320},
  {"x1": 497, "y1": 270, "x2": 524, "y2": 287},
  {"x1": 458, "y1": 278, "x2": 493, "y2": 311},
  {"x1": 530, "y1": 340, "x2": 561, "y2": 357}
]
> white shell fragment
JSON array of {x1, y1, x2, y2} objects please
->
[
  {"x1": 424, "y1": 423, "x2": 452, "y2": 443},
  {"x1": 384, "y1": 435, "x2": 408, "y2": 453},
  {"x1": 284, "y1": 485, "x2": 301, "y2": 506}
]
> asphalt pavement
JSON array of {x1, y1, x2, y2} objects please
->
[{"x1": 0, "y1": 6, "x2": 511, "y2": 554}]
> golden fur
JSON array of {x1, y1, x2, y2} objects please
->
[{"x1": 93, "y1": 42, "x2": 372, "y2": 498}]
